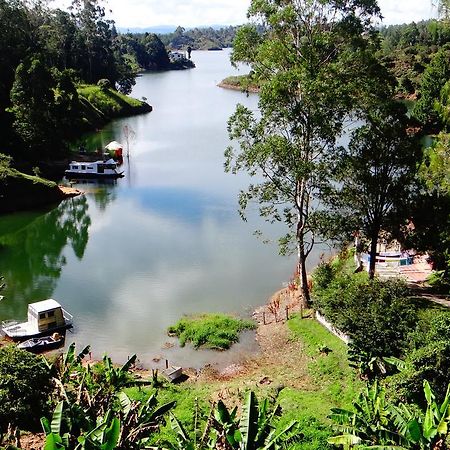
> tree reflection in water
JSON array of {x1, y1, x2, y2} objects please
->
[
  {"x1": 0, "y1": 195, "x2": 90, "y2": 318},
  {"x1": 69, "y1": 178, "x2": 118, "y2": 212}
]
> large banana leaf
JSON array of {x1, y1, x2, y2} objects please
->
[
  {"x1": 100, "y1": 417, "x2": 120, "y2": 450},
  {"x1": 239, "y1": 391, "x2": 259, "y2": 450}
]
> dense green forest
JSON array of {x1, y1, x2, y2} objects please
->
[
  {"x1": 379, "y1": 19, "x2": 450, "y2": 98},
  {"x1": 0, "y1": 0, "x2": 194, "y2": 169}
]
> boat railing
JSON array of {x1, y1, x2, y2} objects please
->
[
  {"x1": 1, "y1": 320, "x2": 26, "y2": 337},
  {"x1": 62, "y1": 309, "x2": 73, "y2": 326},
  {"x1": 2, "y1": 319, "x2": 20, "y2": 327}
]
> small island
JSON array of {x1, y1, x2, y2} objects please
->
[
  {"x1": 218, "y1": 74, "x2": 261, "y2": 93},
  {"x1": 168, "y1": 313, "x2": 256, "y2": 350}
]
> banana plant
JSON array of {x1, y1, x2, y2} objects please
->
[
  {"x1": 103, "y1": 354, "x2": 136, "y2": 388},
  {"x1": 168, "y1": 413, "x2": 198, "y2": 450},
  {"x1": 213, "y1": 399, "x2": 240, "y2": 448},
  {"x1": 41, "y1": 401, "x2": 120, "y2": 450},
  {"x1": 100, "y1": 354, "x2": 151, "y2": 392},
  {"x1": 348, "y1": 346, "x2": 406, "y2": 380},
  {"x1": 238, "y1": 391, "x2": 299, "y2": 450},
  {"x1": 389, "y1": 381, "x2": 450, "y2": 449},
  {"x1": 166, "y1": 400, "x2": 237, "y2": 450},
  {"x1": 57, "y1": 343, "x2": 91, "y2": 384},
  {"x1": 328, "y1": 381, "x2": 406, "y2": 449},
  {"x1": 75, "y1": 410, "x2": 120, "y2": 450},
  {"x1": 41, "y1": 401, "x2": 70, "y2": 450},
  {"x1": 117, "y1": 391, "x2": 176, "y2": 449},
  {"x1": 166, "y1": 392, "x2": 299, "y2": 450}
]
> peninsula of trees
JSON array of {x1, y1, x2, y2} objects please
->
[{"x1": 0, "y1": 0, "x2": 197, "y2": 172}]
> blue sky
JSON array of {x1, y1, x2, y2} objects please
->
[{"x1": 51, "y1": 0, "x2": 438, "y2": 29}]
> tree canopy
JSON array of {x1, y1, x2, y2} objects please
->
[
  {"x1": 326, "y1": 102, "x2": 421, "y2": 278},
  {"x1": 226, "y1": 0, "x2": 387, "y2": 303}
]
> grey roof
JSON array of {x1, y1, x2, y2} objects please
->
[{"x1": 28, "y1": 299, "x2": 62, "y2": 313}]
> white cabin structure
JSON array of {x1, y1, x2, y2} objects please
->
[
  {"x1": 65, "y1": 159, "x2": 123, "y2": 179},
  {"x1": 1, "y1": 299, "x2": 73, "y2": 339}
]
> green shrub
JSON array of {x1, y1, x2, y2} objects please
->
[
  {"x1": 97, "y1": 78, "x2": 111, "y2": 90},
  {"x1": 408, "y1": 309, "x2": 450, "y2": 350},
  {"x1": 386, "y1": 310, "x2": 450, "y2": 403},
  {"x1": 386, "y1": 340, "x2": 450, "y2": 404},
  {"x1": 314, "y1": 275, "x2": 415, "y2": 360},
  {"x1": 168, "y1": 313, "x2": 256, "y2": 350},
  {"x1": 311, "y1": 261, "x2": 335, "y2": 292},
  {"x1": 0, "y1": 345, "x2": 53, "y2": 432}
]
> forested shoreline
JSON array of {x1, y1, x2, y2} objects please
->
[{"x1": 0, "y1": 0, "x2": 196, "y2": 173}]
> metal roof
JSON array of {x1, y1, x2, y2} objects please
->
[{"x1": 28, "y1": 299, "x2": 62, "y2": 313}]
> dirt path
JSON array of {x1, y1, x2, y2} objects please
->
[
  {"x1": 146, "y1": 287, "x2": 313, "y2": 403},
  {"x1": 59, "y1": 185, "x2": 83, "y2": 197}
]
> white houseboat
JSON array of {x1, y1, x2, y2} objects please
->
[
  {"x1": 65, "y1": 159, "x2": 124, "y2": 179},
  {"x1": 1, "y1": 299, "x2": 73, "y2": 340}
]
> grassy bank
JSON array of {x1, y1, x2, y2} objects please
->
[
  {"x1": 0, "y1": 166, "x2": 71, "y2": 214},
  {"x1": 142, "y1": 314, "x2": 361, "y2": 448},
  {"x1": 77, "y1": 84, "x2": 152, "y2": 130},
  {"x1": 0, "y1": 85, "x2": 150, "y2": 214},
  {"x1": 218, "y1": 74, "x2": 260, "y2": 93},
  {"x1": 168, "y1": 313, "x2": 257, "y2": 350}
]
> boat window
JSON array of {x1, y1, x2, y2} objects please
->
[
  {"x1": 71, "y1": 165, "x2": 78, "y2": 170},
  {"x1": 105, "y1": 164, "x2": 116, "y2": 169},
  {"x1": 87, "y1": 166, "x2": 94, "y2": 170},
  {"x1": 47, "y1": 322, "x2": 56, "y2": 330},
  {"x1": 81, "y1": 165, "x2": 86, "y2": 170},
  {"x1": 48, "y1": 311, "x2": 55, "y2": 317},
  {"x1": 39, "y1": 313, "x2": 46, "y2": 319}
]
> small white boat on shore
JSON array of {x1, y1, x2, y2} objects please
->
[
  {"x1": 65, "y1": 159, "x2": 124, "y2": 179},
  {"x1": 1, "y1": 299, "x2": 73, "y2": 340}
]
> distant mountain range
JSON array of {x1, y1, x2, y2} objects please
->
[{"x1": 118, "y1": 25, "x2": 241, "y2": 35}]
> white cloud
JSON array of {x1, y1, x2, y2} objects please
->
[
  {"x1": 50, "y1": 0, "x2": 438, "y2": 29},
  {"x1": 377, "y1": 0, "x2": 437, "y2": 25}
]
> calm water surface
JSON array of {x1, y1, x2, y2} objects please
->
[{"x1": 0, "y1": 50, "x2": 326, "y2": 368}]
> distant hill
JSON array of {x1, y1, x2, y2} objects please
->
[
  {"x1": 118, "y1": 24, "x2": 240, "y2": 35},
  {"x1": 118, "y1": 25, "x2": 177, "y2": 34},
  {"x1": 156, "y1": 25, "x2": 240, "y2": 50}
]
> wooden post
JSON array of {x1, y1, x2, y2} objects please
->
[
  {"x1": 165, "y1": 359, "x2": 169, "y2": 369},
  {"x1": 300, "y1": 302, "x2": 303, "y2": 319},
  {"x1": 263, "y1": 312, "x2": 266, "y2": 325},
  {"x1": 285, "y1": 305, "x2": 289, "y2": 320}
]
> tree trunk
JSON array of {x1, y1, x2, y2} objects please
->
[
  {"x1": 368, "y1": 232, "x2": 378, "y2": 280},
  {"x1": 295, "y1": 178, "x2": 310, "y2": 307},
  {"x1": 298, "y1": 244, "x2": 310, "y2": 307}
]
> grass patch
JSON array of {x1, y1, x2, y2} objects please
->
[
  {"x1": 77, "y1": 84, "x2": 148, "y2": 117},
  {"x1": 168, "y1": 313, "x2": 256, "y2": 350},
  {"x1": 220, "y1": 74, "x2": 260, "y2": 92},
  {"x1": 125, "y1": 380, "x2": 213, "y2": 447},
  {"x1": 287, "y1": 314, "x2": 362, "y2": 412}
]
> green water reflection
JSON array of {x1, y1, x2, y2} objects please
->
[{"x1": 0, "y1": 196, "x2": 90, "y2": 319}]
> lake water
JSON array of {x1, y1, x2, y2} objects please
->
[{"x1": 0, "y1": 50, "x2": 327, "y2": 369}]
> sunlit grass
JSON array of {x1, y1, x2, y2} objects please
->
[{"x1": 168, "y1": 313, "x2": 256, "y2": 350}]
